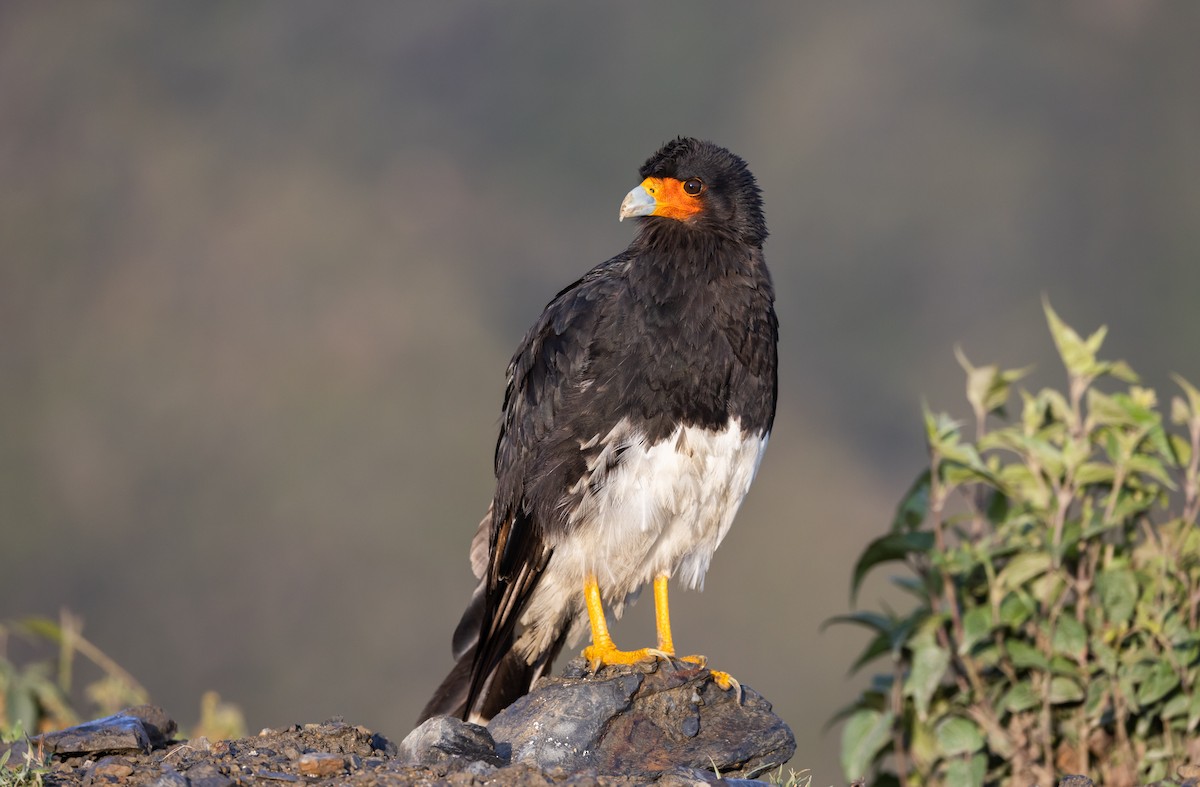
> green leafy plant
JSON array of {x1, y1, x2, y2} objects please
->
[
  {"x1": 0, "y1": 742, "x2": 48, "y2": 787},
  {"x1": 2, "y1": 610, "x2": 245, "y2": 744},
  {"x1": 834, "y1": 302, "x2": 1200, "y2": 787},
  {"x1": 1, "y1": 609, "x2": 148, "y2": 738}
]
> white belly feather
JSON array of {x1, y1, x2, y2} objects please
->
[{"x1": 513, "y1": 416, "x2": 767, "y2": 658}]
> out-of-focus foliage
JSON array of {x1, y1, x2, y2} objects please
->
[
  {"x1": 1, "y1": 610, "x2": 145, "y2": 738},
  {"x1": 836, "y1": 303, "x2": 1200, "y2": 787},
  {"x1": 0, "y1": 743, "x2": 48, "y2": 787},
  {"x1": 1, "y1": 611, "x2": 245, "y2": 742},
  {"x1": 192, "y1": 690, "x2": 248, "y2": 742}
]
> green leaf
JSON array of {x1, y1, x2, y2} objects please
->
[
  {"x1": 905, "y1": 637, "x2": 950, "y2": 721},
  {"x1": 999, "y1": 592, "x2": 1035, "y2": 629},
  {"x1": 1169, "y1": 433, "x2": 1193, "y2": 468},
  {"x1": 1043, "y1": 298, "x2": 1097, "y2": 378},
  {"x1": 891, "y1": 575, "x2": 931, "y2": 601},
  {"x1": 840, "y1": 707, "x2": 894, "y2": 782},
  {"x1": 891, "y1": 471, "x2": 930, "y2": 533},
  {"x1": 1074, "y1": 462, "x2": 1115, "y2": 487},
  {"x1": 1049, "y1": 676, "x2": 1084, "y2": 704},
  {"x1": 847, "y1": 631, "x2": 894, "y2": 676},
  {"x1": 824, "y1": 610, "x2": 896, "y2": 636},
  {"x1": 935, "y1": 717, "x2": 985, "y2": 756},
  {"x1": 942, "y1": 753, "x2": 987, "y2": 787},
  {"x1": 1107, "y1": 359, "x2": 1139, "y2": 383},
  {"x1": 1006, "y1": 640, "x2": 1049, "y2": 670},
  {"x1": 1188, "y1": 686, "x2": 1200, "y2": 732},
  {"x1": 1172, "y1": 374, "x2": 1200, "y2": 424},
  {"x1": 1085, "y1": 676, "x2": 1110, "y2": 718},
  {"x1": 1136, "y1": 660, "x2": 1180, "y2": 706},
  {"x1": 826, "y1": 693, "x2": 887, "y2": 729},
  {"x1": 1096, "y1": 567, "x2": 1139, "y2": 624},
  {"x1": 1088, "y1": 389, "x2": 1133, "y2": 428},
  {"x1": 1127, "y1": 454, "x2": 1176, "y2": 489},
  {"x1": 1092, "y1": 640, "x2": 1118, "y2": 674},
  {"x1": 1003, "y1": 681, "x2": 1040, "y2": 712},
  {"x1": 5, "y1": 674, "x2": 37, "y2": 738},
  {"x1": 1049, "y1": 654, "x2": 1076, "y2": 674},
  {"x1": 16, "y1": 616, "x2": 63, "y2": 643},
  {"x1": 945, "y1": 752, "x2": 987, "y2": 787},
  {"x1": 1052, "y1": 617, "x2": 1087, "y2": 657},
  {"x1": 925, "y1": 407, "x2": 964, "y2": 452},
  {"x1": 998, "y1": 552, "x2": 1051, "y2": 592},
  {"x1": 850, "y1": 531, "x2": 936, "y2": 603},
  {"x1": 1162, "y1": 692, "x2": 1189, "y2": 720},
  {"x1": 959, "y1": 606, "x2": 994, "y2": 654},
  {"x1": 956, "y1": 346, "x2": 1032, "y2": 419}
]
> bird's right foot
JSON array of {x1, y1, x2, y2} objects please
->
[{"x1": 582, "y1": 643, "x2": 670, "y2": 673}]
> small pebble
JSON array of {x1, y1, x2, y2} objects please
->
[
  {"x1": 255, "y1": 770, "x2": 299, "y2": 782},
  {"x1": 296, "y1": 752, "x2": 345, "y2": 777},
  {"x1": 92, "y1": 756, "x2": 134, "y2": 778}
]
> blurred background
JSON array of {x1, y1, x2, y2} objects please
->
[{"x1": 2, "y1": 2, "x2": 1199, "y2": 780}]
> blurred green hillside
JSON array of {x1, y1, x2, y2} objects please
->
[{"x1": 1, "y1": 4, "x2": 1198, "y2": 781}]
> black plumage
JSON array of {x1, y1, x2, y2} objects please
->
[{"x1": 419, "y1": 138, "x2": 778, "y2": 724}]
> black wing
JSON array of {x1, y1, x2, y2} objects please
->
[{"x1": 463, "y1": 253, "x2": 631, "y2": 715}]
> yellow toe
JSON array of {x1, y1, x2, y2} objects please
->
[
  {"x1": 709, "y1": 669, "x2": 743, "y2": 701},
  {"x1": 582, "y1": 643, "x2": 670, "y2": 671}
]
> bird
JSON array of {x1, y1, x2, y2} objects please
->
[{"x1": 418, "y1": 137, "x2": 778, "y2": 725}]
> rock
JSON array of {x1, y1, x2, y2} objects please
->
[
  {"x1": 1057, "y1": 777, "x2": 1093, "y2": 787},
  {"x1": 36, "y1": 710, "x2": 153, "y2": 756},
  {"x1": 369, "y1": 730, "x2": 398, "y2": 756},
  {"x1": 122, "y1": 704, "x2": 178, "y2": 747},
  {"x1": 487, "y1": 658, "x2": 795, "y2": 780},
  {"x1": 85, "y1": 755, "x2": 135, "y2": 785},
  {"x1": 397, "y1": 714, "x2": 507, "y2": 768},
  {"x1": 150, "y1": 765, "x2": 190, "y2": 787},
  {"x1": 296, "y1": 752, "x2": 346, "y2": 777},
  {"x1": 181, "y1": 761, "x2": 234, "y2": 787},
  {"x1": 1, "y1": 704, "x2": 178, "y2": 765}
]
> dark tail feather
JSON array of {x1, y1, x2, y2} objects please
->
[
  {"x1": 418, "y1": 584, "x2": 569, "y2": 724},
  {"x1": 418, "y1": 581, "x2": 486, "y2": 723}
]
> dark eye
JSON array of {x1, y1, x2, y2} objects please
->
[{"x1": 682, "y1": 178, "x2": 704, "y2": 196}]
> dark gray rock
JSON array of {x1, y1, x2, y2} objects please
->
[
  {"x1": 488, "y1": 658, "x2": 795, "y2": 780},
  {"x1": 1057, "y1": 776, "x2": 1093, "y2": 787},
  {"x1": 35, "y1": 710, "x2": 152, "y2": 755},
  {"x1": 149, "y1": 765, "x2": 191, "y2": 787},
  {"x1": 121, "y1": 704, "x2": 178, "y2": 747},
  {"x1": 397, "y1": 714, "x2": 507, "y2": 768},
  {"x1": 181, "y1": 761, "x2": 234, "y2": 787},
  {"x1": 0, "y1": 705, "x2": 177, "y2": 764}
]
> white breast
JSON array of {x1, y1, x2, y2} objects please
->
[{"x1": 513, "y1": 417, "x2": 767, "y2": 658}]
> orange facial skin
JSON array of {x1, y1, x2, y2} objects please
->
[{"x1": 638, "y1": 177, "x2": 704, "y2": 221}]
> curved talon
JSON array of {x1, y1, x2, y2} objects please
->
[
  {"x1": 709, "y1": 669, "x2": 743, "y2": 702},
  {"x1": 677, "y1": 654, "x2": 708, "y2": 668}
]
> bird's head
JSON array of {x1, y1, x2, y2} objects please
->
[{"x1": 619, "y1": 137, "x2": 767, "y2": 247}]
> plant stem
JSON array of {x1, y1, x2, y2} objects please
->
[
  {"x1": 891, "y1": 659, "x2": 910, "y2": 787},
  {"x1": 928, "y1": 453, "x2": 964, "y2": 646}
]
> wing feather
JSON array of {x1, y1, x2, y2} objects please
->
[{"x1": 463, "y1": 255, "x2": 629, "y2": 716}]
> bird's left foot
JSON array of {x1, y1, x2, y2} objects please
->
[{"x1": 675, "y1": 655, "x2": 743, "y2": 700}]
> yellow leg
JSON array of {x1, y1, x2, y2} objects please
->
[
  {"x1": 581, "y1": 572, "x2": 741, "y2": 697},
  {"x1": 581, "y1": 574, "x2": 668, "y2": 669},
  {"x1": 653, "y1": 573, "x2": 741, "y2": 696},
  {"x1": 653, "y1": 573, "x2": 676, "y2": 654}
]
